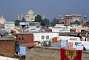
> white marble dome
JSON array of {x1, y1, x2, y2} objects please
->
[
  {"x1": 27, "y1": 9, "x2": 34, "y2": 15},
  {"x1": 25, "y1": 9, "x2": 36, "y2": 22}
]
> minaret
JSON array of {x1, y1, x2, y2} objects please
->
[
  {"x1": 0, "y1": 16, "x2": 6, "y2": 24},
  {"x1": 0, "y1": 16, "x2": 6, "y2": 28},
  {"x1": 16, "y1": 14, "x2": 21, "y2": 20}
]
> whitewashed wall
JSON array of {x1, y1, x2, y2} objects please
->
[
  {"x1": 33, "y1": 32, "x2": 59, "y2": 42},
  {"x1": 0, "y1": 56, "x2": 18, "y2": 60}
]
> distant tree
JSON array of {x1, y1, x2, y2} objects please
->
[
  {"x1": 86, "y1": 21, "x2": 89, "y2": 27},
  {"x1": 51, "y1": 18, "x2": 59, "y2": 26},
  {"x1": 14, "y1": 20, "x2": 20, "y2": 26},
  {"x1": 71, "y1": 20, "x2": 80, "y2": 25},
  {"x1": 41, "y1": 18, "x2": 50, "y2": 26},
  {"x1": 35, "y1": 14, "x2": 42, "y2": 22}
]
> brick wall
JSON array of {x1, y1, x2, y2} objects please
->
[
  {"x1": 0, "y1": 40, "x2": 16, "y2": 57},
  {"x1": 16, "y1": 34, "x2": 33, "y2": 43}
]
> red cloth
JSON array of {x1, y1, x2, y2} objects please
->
[{"x1": 60, "y1": 48, "x2": 82, "y2": 60}]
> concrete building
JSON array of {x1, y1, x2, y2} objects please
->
[
  {"x1": 19, "y1": 21, "x2": 41, "y2": 32},
  {"x1": 33, "y1": 32, "x2": 59, "y2": 42},
  {"x1": 5, "y1": 21, "x2": 15, "y2": 32},
  {"x1": 49, "y1": 24, "x2": 70, "y2": 32},
  {"x1": 64, "y1": 14, "x2": 82, "y2": 25},
  {"x1": 25, "y1": 22, "x2": 41, "y2": 32}
]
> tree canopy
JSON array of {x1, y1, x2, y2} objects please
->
[
  {"x1": 14, "y1": 20, "x2": 20, "y2": 26},
  {"x1": 71, "y1": 20, "x2": 80, "y2": 25},
  {"x1": 35, "y1": 14, "x2": 42, "y2": 22},
  {"x1": 41, "y1": 18, "x2": 50, "y2": 26},
  {"x1": 50, "y1": 18, "x2": 59, "y2": 26}
]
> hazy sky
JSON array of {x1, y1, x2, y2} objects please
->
[{"x1": 0, "y1": 0, "x2": 89, "y2": 20}]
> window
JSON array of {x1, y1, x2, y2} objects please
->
[
  {"x1": 41, "y1": 36, "x2": 44, "y2": 39},
  {"x1": 46, "y1": 36, "x2": 49, "y2": 39}
]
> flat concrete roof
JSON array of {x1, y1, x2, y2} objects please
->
[{"x1": 0, "y1": 37, "x2": 16, "y2": 41}]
